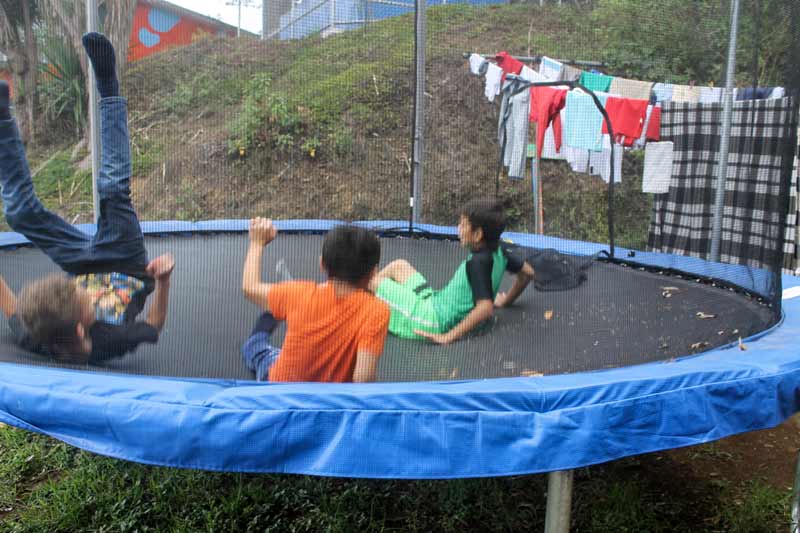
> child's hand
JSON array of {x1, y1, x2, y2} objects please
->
[
  {"x1": 249, "y1": 217, "x2": 277, "y2": 246},
  {"x1": 147, "y1": 253, "x2": 175, "y2": 281},
  {"x1": 494, "y1": 291, "x2": 508, "y2": 308},
  {"x1": 414, "y1": 329, "x2": 453, "y2": 345}
]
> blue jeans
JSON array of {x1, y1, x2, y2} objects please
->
[
  {"x1": 0, "y1": 97, "x2": 147, "y2": 275},
  {"x1": 241, "y1": 312, "x2": 281, "y2": 381}
]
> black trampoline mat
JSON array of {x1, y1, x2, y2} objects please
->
[{"x1": 0, "y1": 233, "x2": 776, "y2": 382}]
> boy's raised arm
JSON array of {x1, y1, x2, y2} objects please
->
[
  {"x1": 0, "y1": 275, "x2": 17, "y2": 318},
  {"x1": 144, "y1": 253, "x2": 175, "y2": 332},
  {"x1": 242, "y1": 217, "x2": 278, "y2": 309}
]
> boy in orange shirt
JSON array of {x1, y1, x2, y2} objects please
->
[{"x1": 241, "y1": 218, "x2": 390, "y2": 382}]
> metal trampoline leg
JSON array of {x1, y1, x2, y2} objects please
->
[
  {"x1": 545, "y1": 470, "x2": 574, "y2": 533},
  {"x1": 792, "y1": 448, "x2": 800, "y2": 533}
]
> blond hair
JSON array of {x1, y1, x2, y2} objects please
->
[{"x1": 17, "y1": 274, "x2": 86, "y2": 361}]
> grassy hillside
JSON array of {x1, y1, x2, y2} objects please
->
[{"x1": 9, "y1": 3, "x2": 657, "y2": 249}]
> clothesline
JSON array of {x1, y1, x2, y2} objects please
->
[{"x1": 460, "y1": 51, "x2": 606, "y2": 68}]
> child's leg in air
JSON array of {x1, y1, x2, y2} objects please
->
[
  {"x1": 241, "y1": 311, "x2": 281, "y2": 381},
  {"x1": 369, "y1": 259, "x2": 419, "y2": 292},
  {"x1": 82, "y1": 33, "x2": 148, "y2": 272},
  {"x1": 0, "y1": 81, "x2": 92, "y2": 272}
]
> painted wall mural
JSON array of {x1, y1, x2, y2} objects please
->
[{"x1": 128, "y1": 3, "x2": 234, "y2": 62}]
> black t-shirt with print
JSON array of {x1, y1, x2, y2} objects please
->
[{"x1": 8, "y1": 270, "x2": 158, "y2": 362}]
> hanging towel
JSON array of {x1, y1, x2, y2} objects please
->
[
  {"x1": 652, "y1": 83, "x2": 673, "y2": 103},
  {"x1": 559, "y1": 64, "x2": 583, "y2": 82},
  {"x1": 579, "y1": 71, "x2": 613, "y2": 93},
  {"x1": 699, "y1": 86, "x2": 723, "y2": 103},
  {"x1": 609, "y1": 77, "x2": 653, "y2": 101},
  {"x1": 642, "y1": 141, "x2": 674, "y2": 194},
  {"x1": 495, "y1": 51, "x2": 524, "y2": 76},
  {"x1": 671, "y1": 84, "x2": 701, "y2": 103},
  {"x1": 484, "y1": 63, "x2": 503, "y2": 102},
  {"x1": 529, "y1": 86, "x2": 568, "y2": 158},
  {"x1": 564, "y1": 90, "x2": 608, "y2": 152},
  {"x1": 469, "y1": 53, "x2": 487, "y2": 76},
  {"x1": 589, "y1": 135, "x2": 623, "y2": 184},
  {"x1": 539, "y1": 56, "x2": 563, "y2": 80}
]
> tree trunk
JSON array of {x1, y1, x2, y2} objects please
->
[
  {"x1": 21, "y1": 0, "x2": 38, "y2": 144},
  {"x1": 103, "y1": 0, "x2": 138, "y2": 78}
]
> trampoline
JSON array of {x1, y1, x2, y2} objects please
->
[{"x1": 1, "y1": 219, "x2": 799, "y2": 480}]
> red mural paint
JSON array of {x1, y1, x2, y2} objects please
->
[{"x1": 127, "y1": 3, "x2": 236, "y2": 62}]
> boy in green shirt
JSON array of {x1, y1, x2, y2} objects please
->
[{"x1": 372, "y1": 200, "x2": 535, "y2": 344}]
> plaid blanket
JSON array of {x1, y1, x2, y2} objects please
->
[
  {"x1": 784, "y1": 121, "x2": 800, "y2": 273},
  {"x1": 648, "y1": 97, "x2": 798, "y2": 273}
]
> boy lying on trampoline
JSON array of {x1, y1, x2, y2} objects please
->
[
  {"x1": 371, "y1": 199, "x2": 535, "y2": 344},
  {"x1": 0, "y1": 33, "x2": 174, "y2": 363},
  {"x1": 241, "y1": 218, "x2": 390, "y2": 382}
]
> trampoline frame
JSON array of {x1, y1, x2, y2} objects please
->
[{"x1": 1, "y1": 219, "x2": 799, "y2": 529}]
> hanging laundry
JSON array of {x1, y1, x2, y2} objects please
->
[
  {"x1": 736, "y1": 87, "x2": 774, "y2": 101},
  {"x1": 565, "y1": 145, "x2": 589, "y2": 173},
  {"x1": 699, "y1": 86, "x2": 723, "y2": 104},
  {"x1": 495, "y1": 51, "x2": 524, "y2": 76},
  {"x1": 588, "y1": 135, "x2": 623, "y2": 184},
  {"x1": 602, "y1": 96, "x2": 649, "y2": 146},
  {"x1": 539, "y1": 56, "x2": 563, "y2": 81},
  {"x1": 652, "y1": 83, "x2": 673, "y2": 103},
  {"x1": 609, "y1": 77, "x2": 653, "y2": 101},
  {"x1": 529, "y1": 86, "x2": 568, "y2": 159},
  {"x1": 484, "y1": 63, "x2": 503, "y2": 102},
  {"x1": 564, "y1": 89, "x2": 608, "y2": 152},
  {"x1": 671, "y1": 84, "x2": 701, "y2": 103},
  {"x1": 642, "y1": 141, "x2": 674, "y2": 194},
  {"x1": 771, "y1": 87, "x2": 786, "y2": 99},
  {"x1": 498, "y1": 80, "x2": 531, "y2": 179},
  {"x1": 559, "y1": 64, "x2": 583, "y2": 82},
  {"x1": 645, "y1": 105, "x2": 661, "y2": 142},
  {"x1": 469, "y1": 53, "x2": 487, "y2": 76},
  {"x1": 579, "y1": 71, "x2": 613, "y2": 93},
  {"x1": 540, "y1": 123, "x2": 565, "y2": 160},
  {"x1": 648, "y1": 97, "x2": 796, "y2": 269},
  {"x1": 520, "y1": 65, "x2": 549, "y2": 82},
  {"x1": 633, "y1": 105, "x2": 661, "y2": 148}
]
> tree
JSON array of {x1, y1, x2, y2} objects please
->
[
  {"x1": 38, "y1": 0, "x2": 138, "y2": 94},
  {"x1": 0, "y1": 0, "x2": 41, "y2": 143}
]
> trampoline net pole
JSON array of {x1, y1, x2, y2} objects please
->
[
  {"x1": 410, "y1": 0, "x2": 426, "y2": 226},
  {"x1": 85, "y1": 0, "x2": 101, "y2": 224},
  {"x1": 709, "y1": 0, "x2": 740, "y2": 263}
]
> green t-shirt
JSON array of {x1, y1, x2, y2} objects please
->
[{"x1": 432, "y1": 245, "x2": 523, "y2": 331}]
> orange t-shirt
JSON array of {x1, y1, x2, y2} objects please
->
[{"x1": 267, "y1": 281, "x2": 390, "y2": 382}]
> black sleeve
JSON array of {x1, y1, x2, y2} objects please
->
[
  {"x1": 8, "y1": 314, "x2": 45, "y2": 354},
  {"x1": 502, "y1": 244, "x2": 525, "y2": 274},
  {"x1": 89, "y1": 321, "x2": 160, "y2": 363},
  {"x1": 465, "y1": 253, "x2": 494, "y2": 303}
]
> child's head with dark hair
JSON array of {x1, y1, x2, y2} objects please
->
[
  {"x1": 459, "y1": 199, "x2": 506, "y2": 250},
  {"x1": 322, "y1": 225, "x2": 381, "y2": 286}
]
